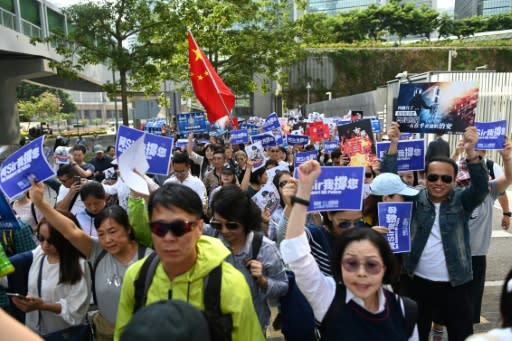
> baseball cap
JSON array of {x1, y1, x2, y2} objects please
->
[
  {"x1": 94, "y1": 144, "x2": 104, "y2": 153},
  {"x1": 370, "y1": 172, "x2": 419, "y2": 197},
  {"x1": 222, "y1": 164, "x2": 236, "y2": 175},
  {"x1": 120, "y1": 300, "x2": 211, "y2": 341}
]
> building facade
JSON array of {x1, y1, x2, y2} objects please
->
[
  {"x1": 455, "y1": 0, "x2": 512, "y2": 19},
  {"x1": 306, "y1": 0, "x2": 435, "y2": 15}
]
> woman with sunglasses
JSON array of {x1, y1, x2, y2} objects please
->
[
  {"x1": 1, "y1": 211, "x2": 91, "y2": 338},
  {"x1": 208, "y1": 184, "x2": 288, "y2": 333},
  {"x1": 28, "y1": 181, "x2": 152, "y2": 341},
  {"x1": 280, "y1": 160, "x2": 418, "y2": 340}
]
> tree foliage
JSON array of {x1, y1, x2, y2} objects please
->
[
  {"x1": 17, "y1": 82, "x2": 77, "y2": 114},
  {"x1": 18, "y1": 92, "x2": 62, "y2": 123}
]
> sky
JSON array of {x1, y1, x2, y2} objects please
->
[{"x1": 437, "y1": 0, "x2": 455, "y2": 10}]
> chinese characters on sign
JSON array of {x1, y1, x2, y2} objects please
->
[
  {"x1": 376, "y1": 139, "x2": 425, "y2": 172},
  {"x1": 475, "y1": 120, "x2": 507, "y2": 150},
  {"x1": 377, "y1": 202, "x2": 412, "y2": 253}
]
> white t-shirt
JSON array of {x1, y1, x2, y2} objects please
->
[
  {"x1": 164, "y1": 173, "x2": 207, "y2": 208},
  {"x1": 56, "y1": 186, "x2": 85, "y2": 216},
  {"x1": 414, "y1": 203, "x2": 450, "y2": 281}
]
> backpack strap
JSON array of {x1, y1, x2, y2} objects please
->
[
  {"x1": 251, "y1": 231, "x2": 263, "y2": 260},
  {"x1": 68, "y1": 192, "x2": 80, "y2": 212},
  {"x1": 30, "y1": 202, "x2": 38, "y2": 225},
  {"x1": 37, "y1": 255, "x2": 46, "y2": 332},
  {"x1": 401, "y1": 296, "x2": 418, "y2": 338},
  {"x1": 203, "y1": 264, "x2": 233, "y2": 341},
  {"x1": 91, "y1": 249, "x2": 108, "y2": 305},
  {"x1": 133, "y1": 252, "x2": 160, "y2": 314},
  {"x1": 137, "y1": 245, "x2": 147, "y2": 259},
  {"x1": 204, "y1": 265, "x2": 223, "y2": 315},
  {"x1": 486, "y1": 159, "x2": 495, "y2": 180}
]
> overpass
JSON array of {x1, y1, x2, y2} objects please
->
[{"x1": 0, "y1": 0, "x2": 111, "y2": 144}]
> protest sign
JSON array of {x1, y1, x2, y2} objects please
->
[
  {"x1": 245, "y1": 141, "x2": 266, "y2": 172},
  {"x1": 0, "y1": 136, "x2": 55, "y2": 200},
  {"x1": 337, "y1": 119, "x2": 377, "y2": 166},
  {"x1": 103, "y1": 167, "x2": 116, "y2": 180},
  {"x1": 366, "y1": 116, "x2": 381, "y2": 133},
  {"x1": 376, "y1": 139, "x2": 425, "y2": 171},
  {"x1": 475, "y1": 120, "x2": 507, "y2": 150},
  {"x1": 251, "y1": 133, "x2": 277, "y2": 148},
  {"x1": 115, "y1": 125, "x2": 174, "y2": 175},
  {"x1": 230, "y1": 129, "x2": 249, "y2": 145},
  {"x1": 306, "y1": 121, "x2": 330, "y2": 143},
  {"x1": 294, "y1": 150, "x2": 318, "y2": 168},
  {"x1": 286, "y1": 135, "x2": 309, "y2": 146},
  {"x1": 54, "y1": 146, "x2": 71, "y2": 165},
  {"x1": 263, "y1": 113, "x2": 284, "y2": 146},
  {"x1": 324, "y1": 141, "x2": 340, "y2": 154},
  {"x1": 177, "y1": 112, "x2": 208, "y2": 135},
  {"x1": 0, "y1": 191, "x2": 20, "y2": 229},
  {"x1": 303, "y1": 166, "x2": 365, "y2": 212},
  {"x1": 378, "y1": 202, "x2": 412, "y2": 253},
  {"x1": 175, "y1": 139, "x2": 188, "y2": 150},
  {"x1": 118, "y1": 136, "x2": 150, "y2": 196},
  {"x1": 251, "y1": 182, "x2": 280, "y2": 215},
  {"x1": 394, "y1": 81, "x2": 479, "y2": 134}
]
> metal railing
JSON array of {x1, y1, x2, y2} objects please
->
[
  {"x1": 21, "y1": 18, "x2": 42, "y2": 39},
  {"x1": 0, "y1": 7, "x2": 15, "y2": 30}
]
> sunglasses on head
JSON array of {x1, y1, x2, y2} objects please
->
[
  {"x1": 36, "y1": 235, "x2": 53, "y2": 245},
  {"x1": 427, "y1": 174, "x2": 453, "y2": 184},
  {"x1": 150, "y1": 220, "x2": 197, "y2": 237},
  {"x1": 210, "y1": 220, "x2": 240, "y2": 230},
  {"x1": 342, "y1": 258, "x2": 383, "y2": 275},
  {"x1": 337, "y1": 219, "x2": 367, "y2": 229}
]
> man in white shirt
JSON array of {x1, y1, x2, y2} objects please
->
[
  {"x1": 55, "y1": 163, "x2": 86, "y2": 216},
  {"x1": 164, "y1": 152, "x2": 207, "y2": 212}
]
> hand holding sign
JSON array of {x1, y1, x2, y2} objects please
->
[
  {"x1": 387, "y1": 122, "x2": 400, "y2": 143},
  {"x1": 463, "y1": 126, "x2": 479, "y2": 157},
  {"x1": 28, "y1": 180, "x2": 45, "y2": 206},
  {"x1": 499, "y1": 136, "x2": 512, "y2": 162}
]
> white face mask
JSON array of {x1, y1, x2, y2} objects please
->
[{"x1": 363, "y1": 183, "x2": 372, "y2": 199}]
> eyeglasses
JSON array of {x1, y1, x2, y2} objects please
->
[
  {"x1": 342, "y1": 258, "x2": 383, "y2": 275},
  {"x1": 210, "y1": 220, "x2": 241, "y2": 230},
  {"x1": 150, "y1": 220, "x2": 197, "y2": 237},
  {"x1": 365, "y1": 172, "x2": 373, "y2": 179},
  {"x1": 36, "y1": 235, "x2": 53, "y2": 245},
  {"x1": 337, "y1": 219, "x2": 367, "y2": 229},
  {"x1": 278, "y1": 180, "x2": 289, "y2": 188},
  {"x1": 427, "y1": 174, "x2": 453, "y2": 184},
  {"x1": 173, "y1": 168, "x2": 188, "y2": 174}
]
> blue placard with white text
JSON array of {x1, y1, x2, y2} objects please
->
[
  {"x1": 475, "y1": 120, "x2": 507, "y2": 150},
  {"x1": 324, "y1": 141, "x2": 339, "y2": 154},
  {"x1": 263, "y1": 112, "x2": 280, "y2": 130},
  {"x1": 230, "y1": 129, "x2": 249, "y2": 144},
  {"x1": 115, "y1": 125, "x2": 174, "y2": 175},
  {"x1": 287, "y1": 135, "x2": 309, "y2": 146},
  {"x1": 376, "y1": 139, "x2": 425, "y2": 171},
  {"x1": 294, "y1": 150, "x2": 318, "y2": 168},
  {"x1": 177, "y1": 112, "x2": 208, "y2": 135},
  {"x1": 0, "y1": 136, "x2": 55, "y2": 200},
  {"x1": 175, "y1": 139, "x2": 188, "y2": 150},
  {"x1": 0, "y1": 191, "x2": 20, "y2": 229},
  {"x1": 306, "y1": 166, "x2": 365, "y2": 212},
  {"x1": 251, "y1": 133, "x2": 277, "y2": 148},
  {"x1": 378, "y1": 202, "x2": 412, "y2": 253}
]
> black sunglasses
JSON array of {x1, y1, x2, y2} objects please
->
[
  {"x1": 210, "y1": 220, "x2": 240, "y2": 230},
  {"x1": 337, "y1": 219, "x2": 367, "y2": 229},
  {"x1": 36, "y1": 234, "x2": 53, "y2": 244},
  {"x1": 150, "y1": 220, "x2": 197, "y2": 237},
  {"x1": 365, "y1": 172, "x2": 373, "y2": 178},
  {"x1": 427, "y1": 174, "x2": 453, "y2": 184}
]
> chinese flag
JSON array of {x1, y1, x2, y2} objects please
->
[{"x1": 188, "y1": 31, "x2": 235, "y2": 123}]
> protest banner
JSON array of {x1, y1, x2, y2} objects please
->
[
  {"x1": 176, "y1": 112, "x2": 208, "y2": 135},
  {"x1": 118, "y1": 136, "x2": 150, "y2": 196},
  {"x1": 301, "y1": 166, "x2": 365, "y2": 212},
  {"x1": 0, "y1": 191, "x2": 20, "y2": 229},
  {"x1": 245, "y1": 141, "x2": 266, "y2": 172},
  {"x1": 393, "y1": 81, "x2": 479, "y2": 134},
  {"x1": 175, "y1": 139, "x2": 188, "y2": 150},
  {"x1": 115, "y1": 125, "x2": 174, "y2": 175},
  {"x1": 306, "y1": 121, "x2": 330, "y2": 143},
  {"x1": 263, "y1": 113, "x2": 284, "y2": 146},
  {"x1": 337, "y1": 119, "x2": 377, "y2": 166},
  {"x1": 286, "y1": 135, "x2": 309, "y2": 146},
  {"x1": 294, "y1": 150, "x2": 318, "y2": 168},
  {"x1": 324, "y1": 141, "x2": 340, "y2": 154},
  {"x1": 376, "y1": 139, "x2": 425, "y2": 172},
  {"x1": 251, "y1": 182, "x2": 280, "y2": 215},
  {"x1": 475, "y1": 120, "x2": 507, "y2": 150},
  {"x1": 378, "y1": 202, "x2": 412, "y2": 253},
  {"x1": 230, "y1": 129, "x2": 249, "y2": 145},
  {"x1": 0, "y1": 136, "x2": 55, "y2": 200},
  {"x1": 366, "y1": 116, "x2": 381, "y2": 133},
  {"x1": 251, "y1": 132, "x2": 277, "y2": 148}
]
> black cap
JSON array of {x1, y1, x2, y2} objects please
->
[
  {"x1": 120, "y1": 300, "x2": 211, "y2": 341},
  {"x1": 222, "y1": 164, "x2": 235, "y2": 175}
]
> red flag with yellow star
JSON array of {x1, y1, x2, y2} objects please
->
[{"x1": 188, "y1": 31, "x2": 235, "y2": 123}]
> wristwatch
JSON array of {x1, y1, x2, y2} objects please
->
[{"x1": 504, "y1": 212, "x2": 512, "y2": 217}]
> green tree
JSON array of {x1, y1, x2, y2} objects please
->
[
  {"x1": 411, "y1": 5, "x2": 439, "y2": 40},
  {"x1": 438, "y1": 13, "x2": 455, "y2": 39},
  {"x1": 17, "y1": 82, "x2": 77, "y2": 114},
  {"x1": 18, "y1": 92, "x2": 63, "y2": 127}
]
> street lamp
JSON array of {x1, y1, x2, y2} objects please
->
[
  {"x1": 326, "y1": 91, "x2": 332, "y2": 101},
  {"x1": 306, "y1": 82, "x2": 311, "y2": 105},
  {"x1": 448, "y1": 50, "x2": 457, "y2": 71}
]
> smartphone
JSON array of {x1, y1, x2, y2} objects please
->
[
  {"x1": 73, "y1": 176, "x2": 81, "y2": 184},
  {"x1": 6, "y1": 292, "x2": 26, "y2": 299}
]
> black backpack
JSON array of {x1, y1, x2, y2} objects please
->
[{"x1": 486, "y1": 159, "x2": 495, "y2": 180}]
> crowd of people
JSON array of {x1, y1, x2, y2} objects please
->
[{"x1": 0, "y1": 121, "x2": 511, "y2": 341}]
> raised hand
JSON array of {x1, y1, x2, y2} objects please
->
[
  {"x1": 463, "y1": 126, "x2": 478, "y2": 154},
  {"x1": 297, "y1": 160, "x2": 321, "y2": 190},
  {"x1": 28, "y1": 180, "x2": 45, "y2": 205}
]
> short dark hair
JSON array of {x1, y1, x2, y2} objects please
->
[
  {"x1": 172, "y1": 151, "x2": 190, "y2": 165},
  {"x1": 501, "y1": 268, "x2": 512, "y2": 327},
  {"x1": 250, "y1": 166, "x2": 266, "y2": 185},
  {"x1": 94, "y1": 205, "x2": 135, "y2": 240},
  {"x1": 331, "y1": 228, "x2": 398, "y2": 285},
  {"x1": 148, "y1": 183, "x2": 203, "y2": 220},
  {"x1": 72, "y1": 144, "x2": 86, "y2": 154},
  {"x1": 106, "y1": 145, "x2": 115, "y2": 153},
  {"x1": 425, "y1": 156, "x2": 458, "y2": 177},
  {"x1": 80, "y1": 181, "x2": 106, "y2": 201},
  {"x1": 210, "y1": 184, "x2": 262, "y2": 234},
  {"x1": 213, "y1": 147, "x2": 225, "y2": 156},
  {"x1": 57, "y1": 164, "x2": 79, "y2": 178}
]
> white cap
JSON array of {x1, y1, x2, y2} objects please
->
[{"x1": 370, "y1": 173, "x2": 419, "y2": 197}]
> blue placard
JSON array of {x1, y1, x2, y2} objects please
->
[
  {"x1": 336, "y1": 119, "x2": 351, "y2": 126},
  {"x1": 177, "y1": 112, "x2": 208, "y2": 135},
  {"x1": 371, "y1": 118, "x2": 381, "y2": 133},
  {"x1": 287, "y1": 135, "x2": 309, "y2": 146},
  {"x1": 294, "y1": 150, "x2": 318, "y2": 168},
  {"x1": 0, "y1": 136, "x2": 55, "y2": 200},
  {"x1": 230, "y1": 129, "x2": 249, "y2": 144},
  {"x1": 263, "y1": 112, "x2": 280, "y2": 130},
  {"x1": 0, "y1": 191, "x2": 21, "y2": 229},
  {"x1": 476, "y1": 120, "x2": 507, "y2": 150},
  {"x1": 378, "y1": 202, "x2": 412, "y2": 253},
  {"x1": 399, "y1": 133, "x2": 412, "y2": 140},
  {"x1": 307, "y1": 166, "x2": 365, "y2": 212},
  {"x1": 175, "y1": 139, "x2": 188, "y2": 150},
  {"x1": 376, "y1": 139, "x2": 425, "y2": 172},
  {"x1": 115, "y1": 125, "x2": 174, "y2": 175},
  {"x1": 324, "y1": 141, "x2": 339, "y2": 154},
  {"x1": 251, "y1": 133, "x2": 277, "y2": 148}
]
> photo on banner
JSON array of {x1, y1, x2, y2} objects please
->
[
  {"x1": 376, "y1": 139, "x2": 425, "y2": 172},
  {"x1": 475, "y1": 120, "x2": 507, "y2": 150},
  {"x1": 377, "y1": 202, "x2": 412, "y2": 253},
  {"x1": 393, "y1": 81, "x2": 479, "y2": 134},
  {"x1": 177, "y1": 112, "x2": 208, "y2": 136},
  {"x1": 245, "y1": 141, "x2": 266, "y2": 172},
  {"x1": 251, "y1": 182, "x2": 280, "y2": 215},
  {"x1": 337, "y1": 119, "x2": 377, "y2": 166}
]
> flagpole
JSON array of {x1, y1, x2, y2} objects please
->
[{"x1": 188, "y1": 30, "x2": 233, "y2": 120}]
